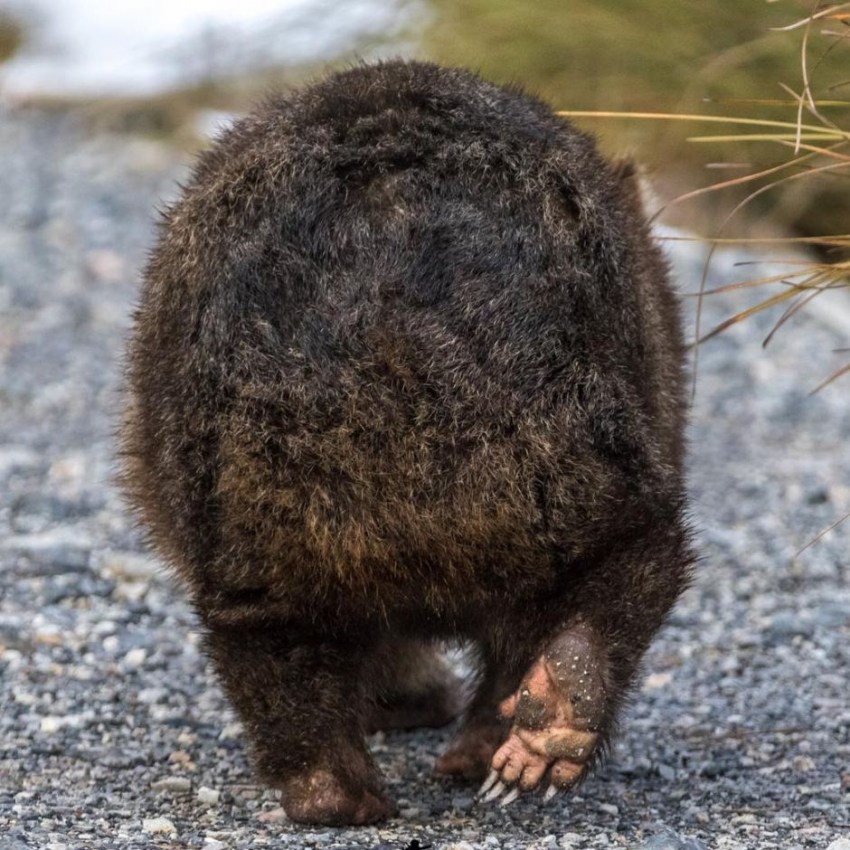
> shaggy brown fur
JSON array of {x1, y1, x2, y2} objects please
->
[{"x1": 120, "y1": 59, "x2": 694, "y2": 826}]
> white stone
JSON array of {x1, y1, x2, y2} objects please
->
[
  {"x1": 99, "y1": 550, "x2": 160, "y2": 580},
  {"x1": 218, "y1": 722, "x2": 242, "y2": 740},
  {"x1": 643, "y1": 671, "x2": 673, "y2": 690},
  {"x1": 1, "y1": 527, "x2": 92, "y2": 553},
  {"x1": 255, "y1": 807, "x2": 287, "y2": 823},
  {"x1": 40, "y1": 715, "x2": 81, "y2": 733},
  {"x1": 826, "y1": 840, "x2": 850, "y2": 850},
  {"x1": 151, "y1": 777, "x2": 191, "y2": 793},
  {"x1": 137, "y1": 686, "x2": 167, "y2": 704},
  {"x1": 48, "y1": 453, "x2": 86, "y2": 485},
  {"x1": 123, "y1": 647, "x2": 147, "y2": 668},
  {"x1": 142, "y1": 817, "x2": 177, "y2": 835},
  {"x1": 197, "y1": 786, "x2": 220, "y2": 805}
]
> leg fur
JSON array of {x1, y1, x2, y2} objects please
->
[
  {"x1": 434, "y1": 644, "x2": 520, "y2": 780},
  {"x1": 204, "y1": 623, "x2": 395, "y2": 825},
  {"x1": 363, "y1": 637, "x2": 464, "y2": 733}
]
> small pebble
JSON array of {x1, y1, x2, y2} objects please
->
[
  {"x1": 39, "y1": 716, "x2": 63, "y2": 734},
  {"x1": 142, "y1": 817, "x2": 177, "y2": 835},
  {"x1": 643, "y1": 672, "x2": 673, "y2": 690},
  {"x1": 123, "y1": 647, "x2": 147, "y2": 669},
  {"x1": 218, "y1": 722, "x2": 242, "y2": 740},
  {"x1": 197, "y1": 786, "x2": 220, "y2": 805},
  {"x1": 638, "y1": 828, "x2": 705, "y2": 850},
  {"x1": 256, "y1": 807, "x2": 288, "y2": 823}
]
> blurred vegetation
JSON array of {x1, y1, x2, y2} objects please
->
[
  {"x1": 421, "y1": 0, "x2": 849, "y2": 241},
  {"x1": 11, "y1": 0, "x2": 846, "y2": 247},
  {"x1": 0, "y1": 10, "x2": 24, "y2": 64}
]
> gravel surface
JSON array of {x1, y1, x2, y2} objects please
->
[{"x1": 1, "y1": 106, "x2": 848, "y2": 850}]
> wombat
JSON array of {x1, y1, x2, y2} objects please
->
[{"x1": 121, "y1": 59, "x2": 694, "y2": 826}]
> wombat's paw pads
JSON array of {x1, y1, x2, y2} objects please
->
[
  {"x1": 434, "y1": 720, "x2": 505, "y2": 780},
  {"x1": 480, "y1": 626, "x2": 606, "y2": 805},
  {"x1": 280, "y1": 769, "x2": 396, "y2": 826}
]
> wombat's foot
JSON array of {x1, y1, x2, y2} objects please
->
[
  {"x1": 479, "y1": 623, "x2": 607, "y2": 806},
  {"x1": 364, "y1": 639, "x2": 464, "y2": 733},
  {"x1": 279, "y1": 767, "x2": 396, "y2": 826},
  {"x1": 434, "y1": 718, "x2": 505, "y2": 780}
]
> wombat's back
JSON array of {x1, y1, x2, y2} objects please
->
[{"x1": 122, "y1": 60, "x2": 686, "y2": 624}]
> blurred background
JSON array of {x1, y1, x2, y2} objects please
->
[{"x1": 0, "y1": 0, "x2": 847, "y2": 240}]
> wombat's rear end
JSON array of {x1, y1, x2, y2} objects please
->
[{"x1": 122, "y1": 60, "x2": 693, "y2": 825}]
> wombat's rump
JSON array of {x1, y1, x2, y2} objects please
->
[{"x1": 121, "y1": 59, "x2": 694, "y2": 825}]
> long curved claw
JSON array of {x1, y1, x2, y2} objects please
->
[
  {"x1": 499, "y1": 787, "x2": 520, "y2": 808},
  {"x1": 476, "y1": 768, "x2": 500, "y2": 799},
  {"x1": 543, "y1": 783, "x2": 559, "y2": 803},
  {"x1": 482, "y1": 780, "x2": 507, "y2": 802}
]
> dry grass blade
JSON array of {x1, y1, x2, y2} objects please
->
[
  {"x1": 649, "y1": 145, "x2": 832, "y2": 225},
  {"x1": 774, "y1": 139, "x2": 850, "y2": 161},
  {"x1": 659, "y1": 234, "x2": 850, "y2": 246},
  {"x1": 808, "y1": 361, "x2": 850, "y2": 393},
  {"x1": 684, "y1": 267, "x2": 832, "y2": 297},
  {"x1": 792, "y1": 8, "x2": 816, "y2": 152},
  {"x1": 555, "y1": 110, "x2": 840, "y2": 134},
  {"x1": 763, "y1": 286, "x2": 823, "y2": 346},
  {"x1": 688, "y1": 157, "x2": 849, "y2": 391},
  {"x1": 562, "y1": 1, "x2": 849, "y2": 397},
  {"x1": 704, "y1": 97, "x2": 850, "y2": 106},
  {"x1": 794, "y1": 510, "x2": 850, "y2": 558},
  {"x1": 694, "y1": 287, "x2": 805, "y2": 346},
  {"x1": 771, "y1": 3, "x2": 850, "y2": 31},
  {"x1": 687, "y1": 132, "x2": 847, "y2": 142}
]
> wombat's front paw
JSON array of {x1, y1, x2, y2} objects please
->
[
  {"x1": 478, "y1": 623, "x2": 607, "y2": 806},
  {"x1": 279, "y1": 768, "x2": 397, "y2": 826}
]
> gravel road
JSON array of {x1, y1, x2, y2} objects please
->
[{"x1": 1, "y1": 105, "x2": 848, "y2": 850}]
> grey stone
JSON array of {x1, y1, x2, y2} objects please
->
[{"x1": 638, "y1": 828, "x2": 706, "y2": 850}]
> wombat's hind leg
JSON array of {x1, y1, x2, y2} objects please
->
[
  {"x1": 205, "y1": 624, "x2": 395, "y2": 826},
  {"x1": 434, "y1": 648, "x2": 519, "y2": 781},
  {"x1": 364, "y1": 638, "x2": 465, "y2": 733},
  {"x1": 481, "y1": 522, "x2": 693, "y2": 805},
  {"x1": 480, "y1": 622, "x2": 606, "y2": 804}
]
